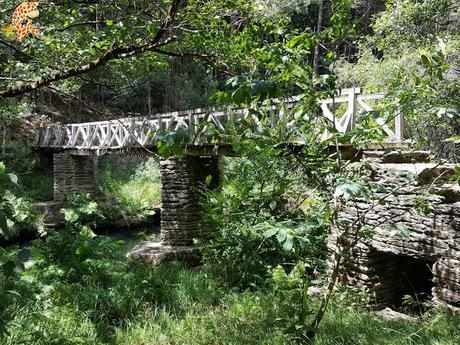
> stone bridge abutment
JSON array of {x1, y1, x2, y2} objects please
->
[{"x1": 330, "y1": 153, "x2": 460, "y2": 313}]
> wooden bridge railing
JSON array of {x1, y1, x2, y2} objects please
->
[{"x1": 32, "y1": 88, "x2": 404, "y2": 151}]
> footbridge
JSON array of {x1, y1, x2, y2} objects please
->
[
  {"x1": 33, "y1": 88, "x2": 404, "y2": 153},
  {"x1": 32, "y1": 88, "x2": 406, "y2": 258}
]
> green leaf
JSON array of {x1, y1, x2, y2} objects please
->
[
  {"x1": 420, "y1": 54, "x2": 430, "y2": 67},
  {"x1": 387, "y1": 224, "x2": 410, "y2": 239},
  {"x1": 276, "y1": 229, "x2": 287, "y2": 243},
  {"x1": 7, "y1": 173, "x2": 18, "y2": 185},
  {"x1": 446, "y1": 136, "x2": 460, "y2": 144},
  {"x1": 263, "y1": 227, "x2": 279, "y2": 238},
  {"x1": 334, "y1": 179, "x2": 370, "y2": 201},
  {"x1": 437, "y1": 37, "x2": 446, "y2": 56},
  {"x1": 435, "y1": 108, "x2": 458, "y2": 119},
  {"x1": 283, "y1": 235, "x2": 294, "y2": 251},
  {"x1": 0, "y1": 212, "x2": 8, "y2": 232}
]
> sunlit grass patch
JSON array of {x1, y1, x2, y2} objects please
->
[{"x1": 99, "y1": 157, "x2": 161, "y2": 219}]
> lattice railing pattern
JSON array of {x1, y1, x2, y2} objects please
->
[{"x1": 33, "y1": 88, "x2": 404, "y2": 151}]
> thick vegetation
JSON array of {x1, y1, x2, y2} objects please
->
[{"x1": 0, "y1": 0, "x2": 459, "y2": 344}]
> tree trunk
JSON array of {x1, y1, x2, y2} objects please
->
[{"x1": 313, "y1": 0, "x2": 324, "y2": 75}]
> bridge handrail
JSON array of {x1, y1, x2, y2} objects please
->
[{"x1": 32, "y1": 88, "x2": 403, "y2": 150}]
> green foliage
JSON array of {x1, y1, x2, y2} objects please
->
[
  {"x1": 100, "y1": 157, "x2": 161, "y2": 219},
  {"x1": 270, "y1": 262, "x2": 314, "y2": 341},
  {"x1": 334, "y1": 0, "x2": 460, "y2": 159},
  {"x1": 154, "y1": 129, "x2": 190, "y2": 157},
  {"x1": 212, "y1": 76, "x2": 281, "y2": 105},
  {"x1": 0, "y1": 246, "x2": 24, "y2": 337},
  {"x1": 61, "y1": 192, "x2": 103, "y2": 225},
  {"x1": 201, "y1": 137, "x2": 329, "y2": 289},
  {"x1": 20, "y1": 169, "x2": 54, "y2": 202},
  {"x1": 0, "y1": 161, "x2": 43, "y2": 241}
]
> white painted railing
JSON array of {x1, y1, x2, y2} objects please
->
[{"x1": 32, "y1": 88, "x2": 404, "y2": 151}]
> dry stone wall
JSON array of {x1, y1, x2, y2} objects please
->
[
  {"x1": 331, "y1": 158, "x2": 459, "y2": 312},
  {"x1": 53, "y1": 153, "x2": 99, "y2": 201},
  {"x1": 160, "y1": 156, "x2": 220, "y2": 246}
]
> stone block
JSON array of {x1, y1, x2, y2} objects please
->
[
  {"x1": 127, "y1": 241, "x2": 202, "y2": 266},
  {"x1": 53, "y1": 153, "x2": 99, "y2": 201},
  {"x1": 330, "y1": 161, "x2": 460, "y2": 312}
]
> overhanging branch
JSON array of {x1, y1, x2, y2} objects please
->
[{"x1": 0, "y1": 0, "x2": 183, "y2": 100}]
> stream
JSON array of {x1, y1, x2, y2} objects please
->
[{"x1": 13, "y1": 224, "x2": 161, "y2": 264}]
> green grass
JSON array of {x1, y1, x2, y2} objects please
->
[
  {"x1": 315, "y1": 304, "x2": 460, "y2": 345},
  {"x1": 2, "y1": 233, "x2": 459, "y2": 345}
]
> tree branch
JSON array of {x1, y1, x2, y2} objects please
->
[
  {"x1": 0, "y1": 0, "x2": 183, "y2": 100},
  {"x1": 152, "y1": 48, "x2": 215, "y2": 60},
  {"x1": 0, "y1": 39, "x2": 34, "y2": 61}
]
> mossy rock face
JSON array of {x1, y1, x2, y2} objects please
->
[{"x1": 127, "y1": 241, "x2": 202, "y2": 267}]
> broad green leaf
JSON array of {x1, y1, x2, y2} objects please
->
[
  {"x1": 7, "y1": 173, "x2": 18, "y2": 185},
  {"x1": 387, "y1": 223, "x2": 410, "y2": 239},
  {"x1": 263, "y1": 227, "x2": 279, "y2": 238},
  {"x1": 283, "y1": 235, "x2": 294, "y2": 251},
  {"x1": 446, "y1": 136, "x2": 460, "y2": 144}
]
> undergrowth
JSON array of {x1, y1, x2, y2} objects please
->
[
  {"x1": 2, "y1": 236, "x2": 459, "y2": 345},
  {"x1": 1, "y1": 199, "x2": 458, "y2": 345},
  {"x1": 99, "y1": 157, "x2": 161, "y2": 219}
]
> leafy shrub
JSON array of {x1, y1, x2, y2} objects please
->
[
  {"x1": 201, "y1": 140, "x2": 328, "y2": 289},
  {"x1": 0, "y1": 162, "x2": 44, "y2": 242},
  {"x1": 61, "y1": 192, "x2": 104, "y2": 226}
]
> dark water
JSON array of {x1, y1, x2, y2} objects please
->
[{"x1": 13, "y1": 225, "x2": 161, "y2": 264}]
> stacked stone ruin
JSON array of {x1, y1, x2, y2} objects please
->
[{"x1": 330, "y1": 152, "x2": 459, "y2": 312}]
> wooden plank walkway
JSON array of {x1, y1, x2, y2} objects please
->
[{"x1": 32, "y1": 88, "x2": 405, "y2": 153}]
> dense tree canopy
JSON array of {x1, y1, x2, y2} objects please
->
[{"x1": 0, "y1": 0, "x2": 265, "y2": 99}]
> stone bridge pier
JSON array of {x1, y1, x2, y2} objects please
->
[
  {"x1": 53, "y1": 152, "x2": 99, "y2": 202},
  {"x1": 160, "y1": 156, "x2": 220, "y2": 246},
  {"x1": 128, "y1": 155, "x2": 221, "y2": 265},
  {"x1": 51, "y1": 152, "x2": 221, "y2": 254}
]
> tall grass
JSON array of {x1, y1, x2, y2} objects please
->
[{"x1": 2, "y1": 233, "x2": 459, "y2": 345}]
